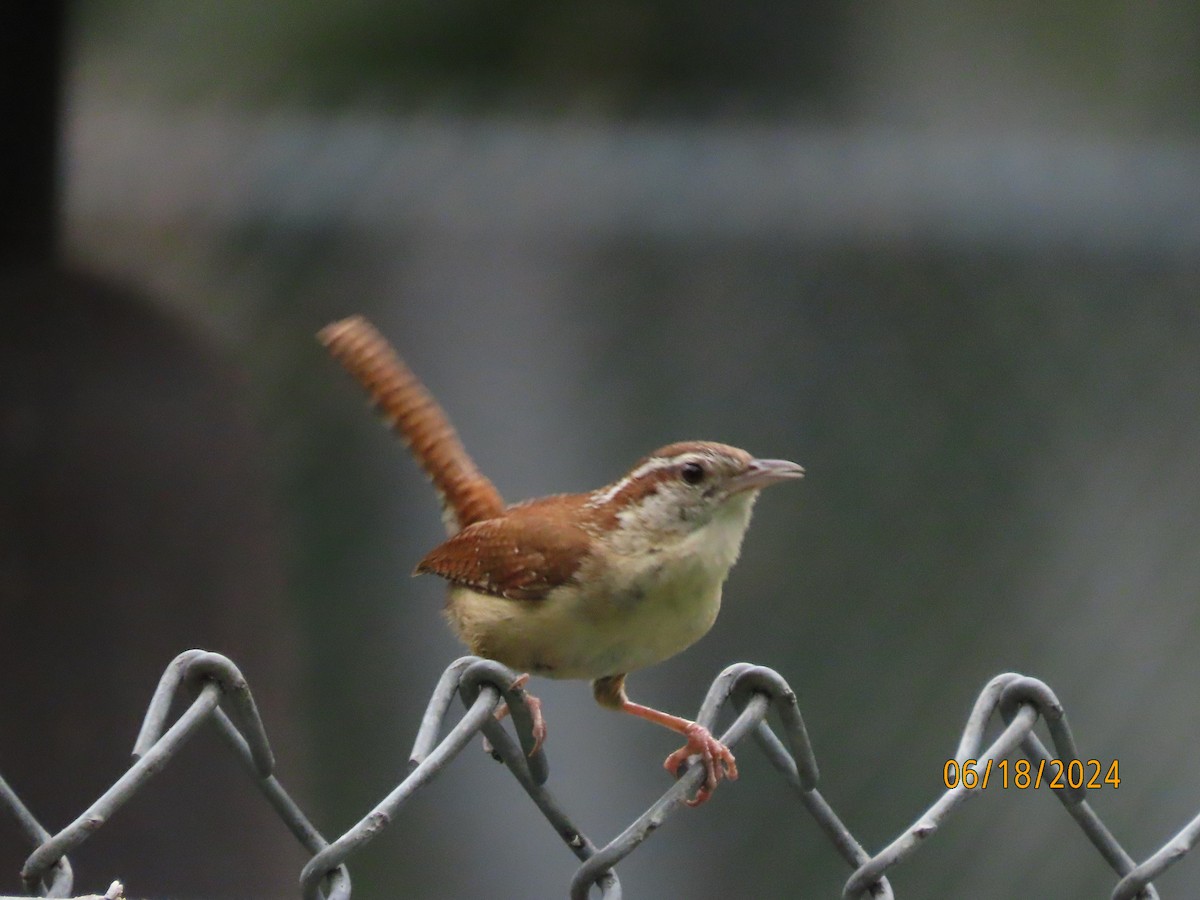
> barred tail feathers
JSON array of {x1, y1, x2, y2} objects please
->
[{"x1": 319, "y1": 316, "x2": 505, "y2": 533}]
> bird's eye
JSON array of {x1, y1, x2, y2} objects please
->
[{"x1": 680, "y1": 461, "x2": 706, "y2": 485}]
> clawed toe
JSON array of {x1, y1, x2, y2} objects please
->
[
  {"x1": 663, "y1": 721, "x2": 737, "y2": 807},
  {"x1": 482, "y1": 674, "x2": 547, "y2": 759},
  {"x1": 509, "y1": 674, "x2": 546, "y2": 756},
  {"x1": 521, "y1": 692, "x2": 547, "y2": 756}
]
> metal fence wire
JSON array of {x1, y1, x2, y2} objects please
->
[{"x1": 3, "y1": 649, "x2": 1198, "y2": 899}]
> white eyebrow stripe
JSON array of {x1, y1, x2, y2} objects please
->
[
  {"x1": 585, "y1": 451, "x2": 712, "y2": 508},
  {"x1": 586, "y1": 456, "x2": 670, "y2": 507}
]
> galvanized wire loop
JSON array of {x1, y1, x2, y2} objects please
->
[
  {"x1": 22, "y1": 680, "x2": 223, "y2": 891},
  {"x1": 725, "y1": 663, "x2": 820, "y2": 790},
  {"x1": 569, "y1": 691, "x2": 769, "y2": 900},
  {"x1": 842, "y1": 675, "x2": 1162, "y2": 900},
  {"x1": 952, "y1": 671, "x2": 1020, "y2": 761},
  {"x1": 299, "y1": 683, "x2": 501, "y2": 900},
  {"x1": 134, "y1": 649, "x2": 275, "y2": 777},
  {"x1": 456, "y1": 657, "x2": 549, "y2": 784},
  {"x1": 0, "y1": 773, "x2": 73, "y2": 897},
  {"x1": 1064, "y1": 799, "x2": 1156, "y2": 899},
  {"x1": 986, "y1": 678, "x2": 1151, "y2": 895},
  {"x1": 209, "y1": 708, "x2": 352, "y2": 900},
  {"x1": 17, "y1": 652, "x2": 338, "y2": 899},
  {"x1": 997, "y1": 675, "x2": 1085, "y2": 804},
  {"x1": 716, "y1": 664, "x2": 890, "y2": 895},
  {"x1": 408, "y1": 656, "x2": 479, "y2": 766},
  {"x1": 1112, "y1": 809, "x2": 1200, "y2": 900},
  {"x1": 303, "y1": 655, "x2": 619, "y2": 899},
  {"x1": 843, "y1": 702, "x2": 1040, "y2": 899}
]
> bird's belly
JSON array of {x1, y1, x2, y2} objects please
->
[{"x1": 444, "y1": 575, "x2": 722, "y2": 680}]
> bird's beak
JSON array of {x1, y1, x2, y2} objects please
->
[{"x1": 731, "y1": 457, "x2": 805, "y2": 493}]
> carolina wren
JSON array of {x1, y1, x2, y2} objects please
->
[{"x1": 320, "y1": 316, "x2": 803, "y2": 806}]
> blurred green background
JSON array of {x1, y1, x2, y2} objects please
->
[{"x1": 3, "y1": 2, "x2": 1200, "y2": 898}]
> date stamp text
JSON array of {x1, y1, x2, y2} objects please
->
[{"x1": 943, "y1": 758, "x2": 1120, "y2": 791}]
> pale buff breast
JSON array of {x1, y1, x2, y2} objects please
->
[
  {"x1": 443, "y1": 494, "x2": 755, "y2": 679},
  {"x1": 445, "y1": 581, "x2": 723, "y2": 680}
]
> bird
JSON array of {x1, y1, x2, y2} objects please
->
[{"x1": 319, "y1": 315, "x2": 803, "y2": 805}]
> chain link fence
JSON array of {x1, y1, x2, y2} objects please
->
[{"x1": 3, "y1": 648, "x2": 1195, "y2": 898}]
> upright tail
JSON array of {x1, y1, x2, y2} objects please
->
[{"x1": 319, "y1": 316, "x2": 505, "y2": 534}]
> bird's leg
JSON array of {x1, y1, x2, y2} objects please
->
[
  {"x1": 484, "y1": 672, "x2": 546, "y2": 758},
  {"x1": 593, "y1": 674, "x2": 737, "y2": 807}
]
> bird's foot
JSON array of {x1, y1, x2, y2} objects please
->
[
  {"x1": 663, "y1": 721, "x2": 737, "y2": 807},
  {"x1": 508, "y1": 673, "x2": 547, "y2": 756},
  {"x1": 482, "y1": 673, "x2": 547, "y2": 758}
]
